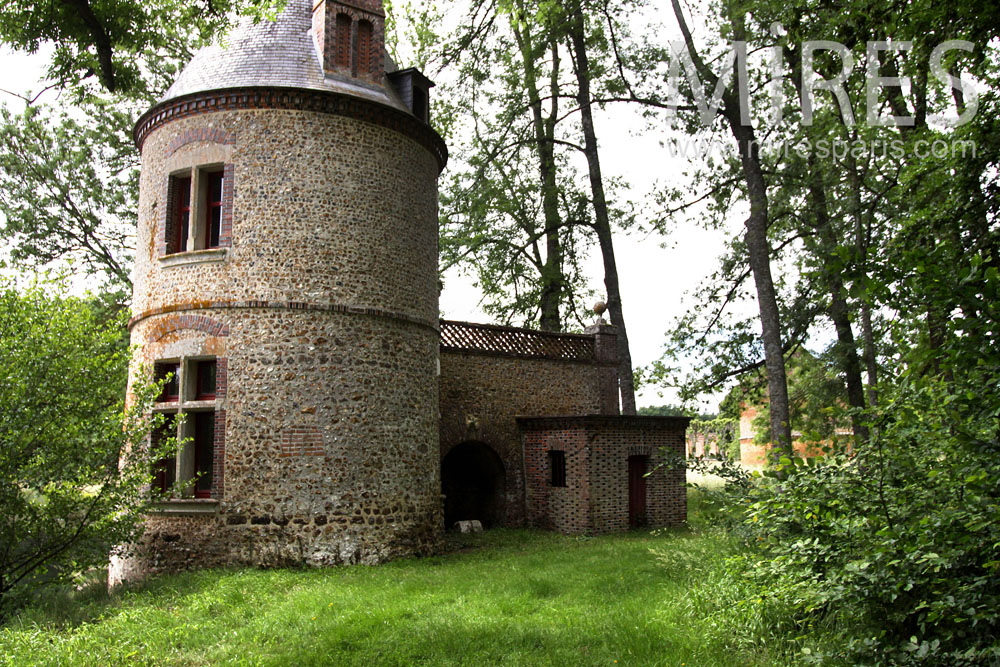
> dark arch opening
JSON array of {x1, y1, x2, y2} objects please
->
[{"x1": 441, "y1": 442, "x2": 506, "y2": 529}]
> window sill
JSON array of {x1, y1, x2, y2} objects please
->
[
  {"x1": 159, "y1": 248, "x2": 228, "y2": 268},
  {"x1": 149, "y1": 498, "x2": 220, "y2": 516}
]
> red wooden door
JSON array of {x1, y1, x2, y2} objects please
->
[{"x1": 628, "y1": 455, "x2": 648, "y2": 527}]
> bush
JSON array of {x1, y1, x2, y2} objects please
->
[
  {"x1": 0, "y1": 279, "x2": 166, "y2": 618},
  {"x1": 733, "y1": 376, "x2": 1000, "y2": 664}
]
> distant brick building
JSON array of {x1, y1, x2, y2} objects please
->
[
  {"x1": 110, "y1": 0, "x2": 688, "y2": 585},
  {"x1": 737, "y1": 404, "x2": 847, "y2": 465}
]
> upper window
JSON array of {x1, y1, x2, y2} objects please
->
[
  {"x1": 155, "y1": 362, "x2": 180, "y2": 402},
  {"x1": 195, "y1": 360, "x2": 217, "y2": 400},
  {"x1": 412, "y1": 86, "x2": 428, "y2": 123},
  {"x1": 204, "y1": 171, "x2": 224, "y2": 249},
  {"x1": 335, "y1": 13, "x2": 352, "y2": 70},
  {"x1": 165, "y1": 166, "x2": 229, "y2": 255},
  {"x1": 355, "y1": 20, "x2": 373, "y2": 78},
  {"x1": 172, "y1": 176, "x2": 191, "y2": 255}
]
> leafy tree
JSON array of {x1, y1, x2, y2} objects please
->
[
  {"x1": 0, "y1": 0, "x2": 291, "y2": 294},
  {"x1": 637, "y1": 404, "x2": 690, "y2": 417},
  {"x1": 663, "y1": 0, "x2": 793, "y2": 455},
  {"x1": 0, "y1": 278, "x2": 167, "y2": 618},
  {"x1": 0, "y1": 101, "x2": 137, "y2": 289},
  {"x1": 670, "y1": 0, "x2": 1000, "y2": 659},
  {"x1": 438, "y1": 0, "x2": 596, "y2": 330},
  {"x1": 440, "y1": 0, "x2": 643, "y2": 410},
  {"x1": 0, "y1": 0, "x2": 285, "y2": 95}
]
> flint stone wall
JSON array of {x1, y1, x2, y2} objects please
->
[
  {"x1": 115, "y1": 102, "x2": 442, "y2": 584},
  {"x1": 131, "y1": 107, "x2": 439, "y2": 322}
]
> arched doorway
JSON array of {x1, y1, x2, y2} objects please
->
[{"x1": 441, "y1": 442, "x2": 506, "y2": 529}]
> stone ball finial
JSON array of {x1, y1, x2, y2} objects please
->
[{"x1": 593, "y1": 301, "x2": 608, "y2": 316}]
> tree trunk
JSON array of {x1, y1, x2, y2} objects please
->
[
  {"x1": 808, "y1": 156, "x2": 870, "y2": 443},
  {"x1": 730, "y1": 121, "x2": 794, "y2": 457},
  {"x1": 512, "y1": 16, "x2": 564, "y2": 331},
  {"x1": 669, "y1": 0, "x2": 792, "y2": 455},
  {"x1": 566, "y1": 7, "x2": 637, "y2": 414},
  {"x1": 846, "y1": 155, "x2": 880, "y2": 407}
]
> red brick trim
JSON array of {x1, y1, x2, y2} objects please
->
[
  {"x1": 165, "y1": 128, "x2": 236, "y2": 157},
  {"x1": 134, "y1": 87, "x2": 448, "y2": 172},
  {"x1": 145, "y1": 314, "x2": 230, "y2": 341},
  {"x1": 280, "y1": 426, "x2": 325, "y2": 457},
  {"x1": 130, "y1": 300, "x2": 439, "y2": 333},
  {"x1": 219, "y1": 163, "x2": 234, "y2": 248},
  {"x1": 212, "y1": 406, "x2": 226, "y2": 498}
]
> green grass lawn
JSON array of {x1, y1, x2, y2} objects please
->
[{"x1": 0, "y1": 493, "x2": 792, "y2": 666}]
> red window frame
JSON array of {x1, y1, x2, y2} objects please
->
[
  {"x1": 174, "y1": 176, "x2": 192, "y2": 254},
  {"x1": 155, "y1": 362, "x2": 181, "y2": 402},
  {"x1": 193, "y1": 412, "x2": 215, "y2": 498},
  {"x1": 195, "y1": 360, "x2": 217, "y2": 400},
  {"x1": 204, "y1": 171, "x2": 223, "y2": 249},
  {"x1": 151, "y1": 419, "x2": 176, "y2": 495}
]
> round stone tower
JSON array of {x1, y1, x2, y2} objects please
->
[{"x1": 111, "y1": 0, "x2": 447, "y2": 584}]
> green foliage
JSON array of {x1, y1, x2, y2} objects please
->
[
  {"x1": 637, "y1": 403, "x2": 691, "y2": 417},
  {"x1": 0, "y1": 102, "x2": 137, "y2": 289},
  {"x1": 721, "y1": 370, "x2": 1000, "y2": 662},
  {"x1": 0, "y1": 1, "x2": 289, "y2": 295},
  {"x1": 0, "y1": 278, "x2": 166, "y2": 618},
  {"x1": 0, "y1": 0, "x2": 286, "y2": 94}
]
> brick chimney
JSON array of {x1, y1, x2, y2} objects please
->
[{"x1": 312, "y1": 0, "x2": 385, "y2": 83}]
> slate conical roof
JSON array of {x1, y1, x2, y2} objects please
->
[{"x1": 159, "y1": 0, "x2": 405, "y2": 111}]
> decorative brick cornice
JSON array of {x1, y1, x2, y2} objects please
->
[
  {"x1": 130, "y1": 299, "x2": 439, "y2": 333},
  {"x1": 135, "y1": 87, "x2": 448, "y2": 172}
]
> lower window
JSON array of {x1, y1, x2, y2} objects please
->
[{"x1": 152, "y1": 356, "x2": 223, "y2": 499}]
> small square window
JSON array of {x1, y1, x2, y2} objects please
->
[
  {"x1": 195, "y1": 360, "x2": 217, "y2": 400},
  {"x1": 549, "y1": 450, "x2": 567, "y2": 487},
  {"x1": 155, "y1": 362, "x2": 180, "y2": 402}
]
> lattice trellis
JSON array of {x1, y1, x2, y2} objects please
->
[{"x1": 440, "y1": 320, "x2": 595, "y2": 361}]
